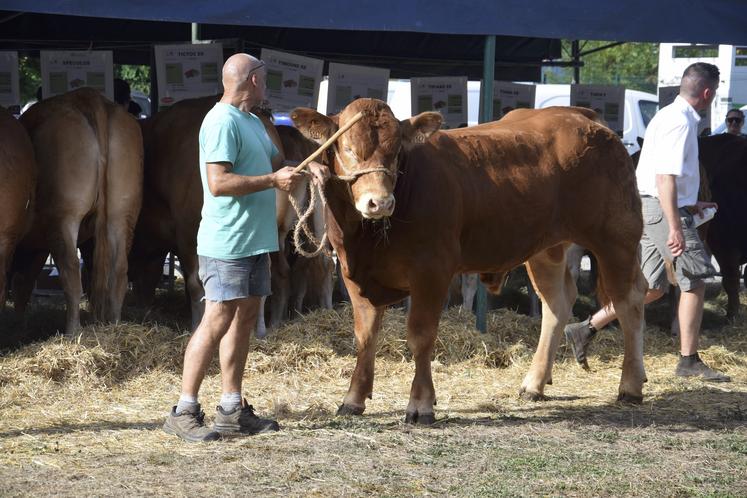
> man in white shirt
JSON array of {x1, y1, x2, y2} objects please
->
[{"x1": 565, "y1": 62, "x2": 729, "y2": 382}]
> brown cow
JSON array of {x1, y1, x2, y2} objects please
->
[
  {"x1": 12, "y1": 88, "x2": 143, "y2": 334},
  {"x1": 292, "y1": 100, "x2": 647, "y2": 424},
  {"x1": 0, "y1": 107, "x2": 36, "y2": 307},
  {"x1": 699, "y1": 133, "x2": 747, "y2": 319},
  {"x1": 129, "y1": 96, "x2": 333, "y2": 330}
]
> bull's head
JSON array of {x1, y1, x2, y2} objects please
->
[{"x1": 291, "y1": 98, "x2": 441, "y2": 220}]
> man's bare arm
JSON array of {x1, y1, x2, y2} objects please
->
[
  {"x1": 655, "y1": 173, "x2": 685, "y2": 257},
  {"x1": 206, "y1": 162, "x2": 301, "y2": 196}
]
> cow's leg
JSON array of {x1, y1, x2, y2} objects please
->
[
  {"x1": 594, "y1": 248, "x2": 647, "y2": 403},
  {"x1": 255, "y1": 295, "x2": 268, "y2": 338},
  {"x1": 520, "y1": 245, "x2": 576, "y2": 400},
  {"x1": 320, "y1": 255, "x2": 334, "y2": 310},
  {"x1": 337, "y1": 274, "x2": 385, "y2": 416},
  {"x1": 461, "y1": 273, "x2": 478, "y2": 312},
  {"x1": 10, "y1": 249, "x2": 48, "y2": 315},
  {"x1": 718, "y1": 252, "x2": 742, "y2": 320},
  {"x1": 269, "y1": 248, "x2": 291, "y2": 329},
  {"x1": 179, "y1": 250, "x2": 204, "y2": 331},
  {"x1": 404, "y1": 273, "x2": 451, "y2": 424},
  {"x1": 131, "y1": 250, "x2": 167, "y2": 308},
  {"x1": 49, "y1": 220, "x2": 84, "y2": 335},
  {"x1": 102, "y1": 218, "x2": 136, "y2": 323}
]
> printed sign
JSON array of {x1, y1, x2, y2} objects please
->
[
  {"x1": 154, "y1": 43, "x2": 223, "y2": 108},
  {"x1": 0, "y1": 51, "x2": 20, "y2": 114},
  {"x1": 659, "y1": 85, "x2": 711, "y2": 134},
  {"x1": 490, "y1": 81, "x2": 536, "y2": 120},
  {"x1": 326, "y1": 63, "x2": 390, "y2": 114},
  {"x1": 40, "y1": 50, "x2": 113, "y2": 100},
  {"x1": 410, "y1": 76, "x2": 468, "y2": 129},
  {"x1": 570, "y1": 84, "x2": 625, "y2": 136},
  {"x1": 260, "y1": 49, "x2": 324, "y2": 113}
]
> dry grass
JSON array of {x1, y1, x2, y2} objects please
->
[{"x1": 1, "y1": 287, "x2": 746, "y2": 497}]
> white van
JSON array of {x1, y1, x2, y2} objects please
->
[{"x1": 534, "y1": 84, "x2": 658, "y2": 155}]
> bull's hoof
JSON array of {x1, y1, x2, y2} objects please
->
[
  {"x1": 404, "y1": 411, "x2": 436, "y2": 425},
  {"x1": 336, "y1": 404, "x2": 365, "y2": 416},
  {"x1": 617, "y1": 393, "x2": 643, "y2": 404},
  {"x1": 519, "y1": 388, "x2": 546, "y2": 402}
]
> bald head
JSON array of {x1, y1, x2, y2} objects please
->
[{"x1": 222, "y1": 53, "x2": 265, "y2": 90}]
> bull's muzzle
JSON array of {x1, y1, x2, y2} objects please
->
[{"x1": 356, "y1": 193, "x2": 396, "y2": 219}]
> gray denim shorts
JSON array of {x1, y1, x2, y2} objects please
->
[
  {"x1": 198, "y1": 253, "x2": 271, "y2": 302},
  {"x1": 639, "y1": 196, "x2": 715, "y2": 292}
]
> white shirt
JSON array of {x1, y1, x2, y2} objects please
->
[{"x1": 636, "y1": 95, "x2": 701, "y2": 207}]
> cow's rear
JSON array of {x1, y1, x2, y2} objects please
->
[
  {"x1": 14, "y1": 88, "x2": 143, "y2": 333},
  {"x1": 0, "y1": 108, "x2": 36, "y2": 308}
]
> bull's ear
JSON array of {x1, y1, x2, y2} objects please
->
[
  {"x1": 290, "y1": 108, "x2": 339, "y2": 145},
  {"x1": 400, "y1": 112, "x2": 442, "y2": 148}
]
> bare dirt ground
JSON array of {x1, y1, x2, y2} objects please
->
[{"x1": 1, "y1": 284, "x2": 745, "y2": 497}]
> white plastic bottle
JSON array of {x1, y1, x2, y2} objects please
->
[{"x1": 693, "y1": 206, "x2": 717, "y2": 228}]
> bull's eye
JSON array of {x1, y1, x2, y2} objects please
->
[{"x1": 344, "y1": 145, "x2": 358, "y2": 161}]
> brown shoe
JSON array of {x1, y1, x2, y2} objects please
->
[
  {"x1": 675, "y1": 354, "x2": 731, "y2": 382},
  {"x1": 163, "y1": 405, "x2": 221, "y2": 442},
  {"x1": 214, "y1": 398, "x2": 280, "y2": 435},
  {"x1": 564, "y1": 318, "x2": 596, "y2": 370}
]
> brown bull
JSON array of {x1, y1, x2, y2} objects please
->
[
  {"x1": 12, "y1": 88, "x2": 143, "y2": 334},
  {"x1": 0, "y1": 107, "x2": 36, "y2": 307},
  {"x1": 130, "y1": 96, "x2": 332, "y2": 330},
  {"x1": 292, "y1": 100, "x2": 647, "y2": 424}
]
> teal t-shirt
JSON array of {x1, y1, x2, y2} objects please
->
[{"x1": 197, "y1": 102, "x2": 280, "y2": 259}]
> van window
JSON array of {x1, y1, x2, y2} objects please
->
[{"x1": 638, "y1": 100, "x2": 658, "y2": 127}]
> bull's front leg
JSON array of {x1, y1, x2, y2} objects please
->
[
  {"x1": 404, "y1": 275, "x2": 451, "y2": 425},
  {"x1": 338, "y1": 274, "x2": 385, "y2": 416}
]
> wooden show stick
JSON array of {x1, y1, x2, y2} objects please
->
[{"x1": 292, "y1": 111, "x2": 365, "y2": 174}]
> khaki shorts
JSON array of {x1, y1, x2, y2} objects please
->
[{"x1": 640, "y1": 196, "x2": 715, "y2": 292}]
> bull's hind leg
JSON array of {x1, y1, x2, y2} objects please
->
[
  {"x1": 338, "y1": 274, "x2": 385, "y2": 416},
  {"x1": 520, "y1": 244, "x2": 577, "y2": 400},
  {"x1": 49, "y1": 219, "x2": 84, "y2": 335},
  {"x1": 594, "y1": 248, "x2": 647, "y2": 403}
]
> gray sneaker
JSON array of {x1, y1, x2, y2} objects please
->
[
  {"x1": 163, "y1": 405, "x2": 221, "y2": 442},
  {"x1": 214, "y1": 398, "x2": 280, "y2": 435},
  {"x1": 564, "y1": 318, "x2": 596, "y2": 370},
  {"x1": 675, "y1": 354, "x2": 731, "y2": 382}
]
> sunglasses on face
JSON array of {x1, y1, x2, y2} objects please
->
[
  {"x1": 245, "y1": 61, "x2": 266, "y2": 81},
  {"x1": 726, "y1": 117, "x2": 743, "y2": 124}
]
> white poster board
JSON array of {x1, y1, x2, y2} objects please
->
[
  {"x1": 0, "y1": 51, "x2": 20, "y2": 113},
  {"x1": 570, "y1": 84, "x2": 625, "y2": 136},
  {"x1": 40, "y1": 50, "x2": 114, "y2": 100},
  {"x1": 658, "y1": 85, "x2": 710, "y2": 134},
  {"x1": 410, "y1": 76, "x2": 468, "y2": 129},
  {"x1": 326, "y1": 62, "x2": 390, "y2": 114},
  {"x1": 491, "y1": 81, "x2": 536, "y2": 120},
  {"x1": 154, "y1": 43, "x2": 223, "y2": 108},
  {"x1": 260, "y1": 49, "x2": 324, "y2": 113}
]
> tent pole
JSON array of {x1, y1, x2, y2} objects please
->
[{"x1": 475, "y1": 35, "x2": 495, "y2": 333}]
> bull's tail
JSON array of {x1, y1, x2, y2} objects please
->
[{"x1": 80, "y1": 93, "x2": 111, "y2": 321}]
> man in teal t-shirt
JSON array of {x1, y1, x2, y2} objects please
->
[{"x1": 163, "y1": 53, "x2": 329, "y2": 442}]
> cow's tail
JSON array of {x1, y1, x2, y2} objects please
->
[{"x1": 83, "y1": 93, "x2": 112, "y2": 321}]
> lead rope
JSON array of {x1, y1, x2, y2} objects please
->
[
  {"x1": 288, "y1": 174, "x2": 330, "y2": 258},
  {"x1": 289, "y1": 167, "x2": 394, "y2": 258}
]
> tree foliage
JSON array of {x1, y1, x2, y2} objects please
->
[
  {"x1": 18, "y1": 57, "x2": 151, "y2": 104},
  {"x1": 542, "y1": 41, "x2": 659, "y2": 94},
  {"x1": 114, "y1": 65, "x2": 151, "y2": 94}
]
